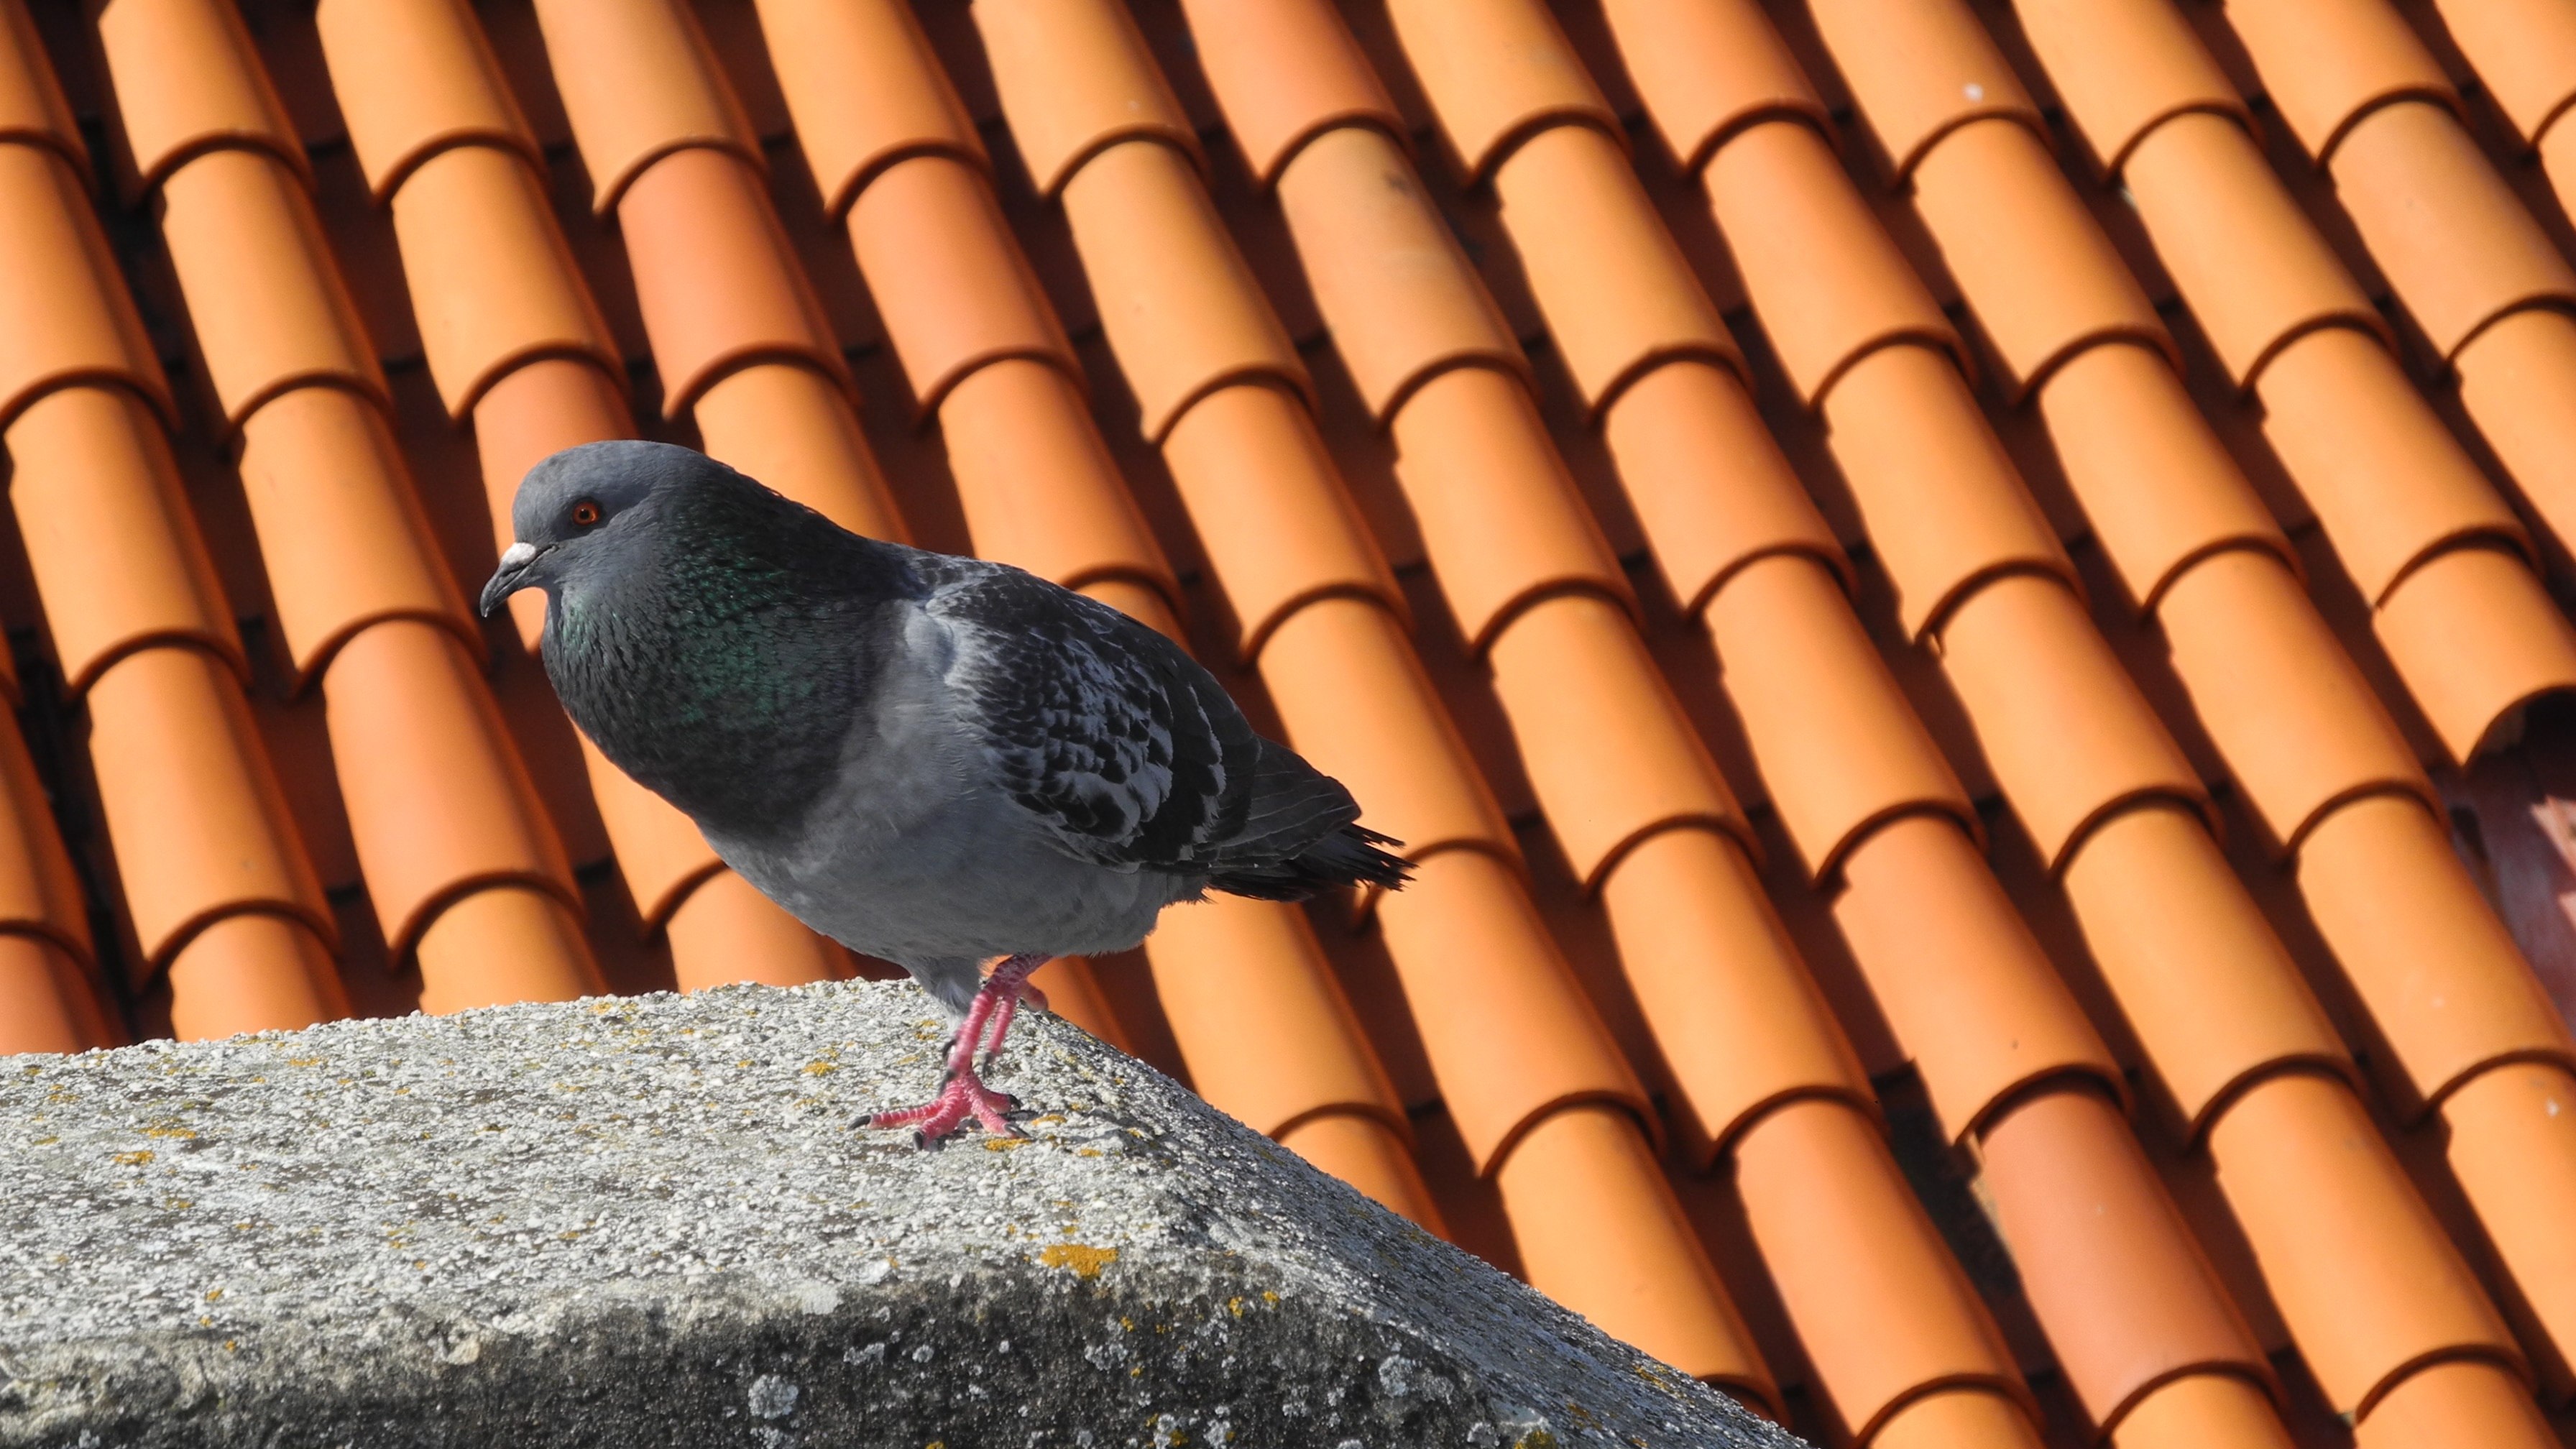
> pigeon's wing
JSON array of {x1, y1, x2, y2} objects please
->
[{"x1": 926, "y1": 564, "x2": 1266, "y2": 873}]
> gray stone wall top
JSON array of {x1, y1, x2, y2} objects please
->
[{"x1": 0, "y1": 980, "x2": 1800, "y2": 1448}]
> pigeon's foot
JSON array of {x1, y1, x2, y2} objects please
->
[
  {"x1": 860, "y1": 1068, "x2": 1026, "y2": 1146},
  {"x1": 858, "y1": 953, "x2": 1049, "y2": 1146}
]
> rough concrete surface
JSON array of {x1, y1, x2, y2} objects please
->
[{"x1": 0, "y1": 980, "x2": 1800, "y2": 1448}]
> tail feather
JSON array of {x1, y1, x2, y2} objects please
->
[{"x1": 1208, "y1": 822, "x2": 1412, "y2": 901}]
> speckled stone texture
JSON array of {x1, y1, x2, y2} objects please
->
[{"x1": 0, "y1": 981, "x2": 1797, "y2": 1448}]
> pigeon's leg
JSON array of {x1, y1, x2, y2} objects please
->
[
  {"x1": 860, "y1": 954, "x2": 1049, "y2": 1145},
  {"x1": 975, "y1": 953, "x2": 1045, "y2": 1069}
]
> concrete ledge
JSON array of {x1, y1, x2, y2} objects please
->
[{"x1": 0, "y1": 981, "x2": 1797, "y2": 1448}]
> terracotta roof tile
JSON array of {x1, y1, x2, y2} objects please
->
[
  {"x1": 313, "y1": 0, "x2": 538, "y2": 199},
  {"x1": 384, "y1": 147, "x2": 621, "y2": 417},
  {"x1": 1831, "y1": 815, "x2": 2120, "y2": 1139},
  {"x1": 1491, "y1": 126, "x2": 1745, "y2": 413},
  {"x1": 528, "y1": 0, "x2": 756, "y2": 211},
  {"x1": 1595, "y1": 0, "x2": 1824, "y2": 174},
  {"x1": 1977, "y1": 1086, "x2": 2269, "y2": 1427},
  {"x1": 972, "y1": 0, "x2": 1197, "y2": 197},
  {"x1": 0, "y1": 147, "x2": 170, "y2": 431},
  {"x1": 94, "y1": 0, "x2": 306, "y2": 195},
  {"x1": 1815, "y1": 347, "x2": 2074, "y2": 640},
  {"x1": 1805, "y1": 0, "x2": 2042, "y2": 182},
  {"x1": 0, "y1": 0, "x2": 78, "y2": 168},
  {"x1": 749, "y1": 0, "x2": 983, "y2": 218},
  {"x1": 2204, "y1": 1070, "x2": 2520, "y2": 1410},
  {"x1": 2223, "y1": 0, "x2": 2460, "y2": 162}
]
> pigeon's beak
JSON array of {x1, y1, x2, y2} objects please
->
[{"x1": 478, "y1": 541, "x2": 553, "y2": 617}]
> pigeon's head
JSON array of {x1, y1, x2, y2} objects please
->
[{"x1": 479, "y1": 440, "x2": 735, "y2": 616}]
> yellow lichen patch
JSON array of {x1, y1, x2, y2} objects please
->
[
  {"x1": 982, "y1": 1137, "x2": 1029, "y2": 1152},
  {"x1": 801, "y1": 1061, "x2": 837, "y2": 1076},
  {"x1": 204, "y1": 1288, "x2": 223, "y2": 1302},
  {"x1": 1227, "y1": 1297, "x2": 1245, "y2": 1317},
  {"x1": 1037, "y1": 1243, "x2": 1118, "y2": 1279},
  {"x1": 144, "y1": 1125, "x2": 196, "y2": 1139},
  {"x1": 113, "y1": 1150, "x2": 153, "y2": 1166}
]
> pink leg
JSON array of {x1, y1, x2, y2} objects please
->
[{"x1": 860, "y1": 954, "x2": 1049, "y2": 1146}]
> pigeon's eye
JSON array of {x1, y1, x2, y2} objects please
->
[{"x1": 569, "y1": 499, "x2": 603, "y2": 528}]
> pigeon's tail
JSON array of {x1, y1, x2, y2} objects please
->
[{"x1": 1208, "y1": 823, "x2": 1412, "y2": 901}]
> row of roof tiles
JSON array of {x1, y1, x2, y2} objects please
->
[{"x1": 5, "y1": 0, "x2": 2576, "y2": 1444}]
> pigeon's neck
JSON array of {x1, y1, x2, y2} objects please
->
[{"x1": 543, "y1": 518, "x2": 912, "y2": 840}]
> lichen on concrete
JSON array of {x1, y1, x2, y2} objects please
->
[{"x1": 0, "y1": 980, "x2": 1801, "y2": 1448}]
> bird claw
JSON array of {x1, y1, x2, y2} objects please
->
[{"x1": 860, "y1": 1066, "x2": 1024, "y2": 1145}]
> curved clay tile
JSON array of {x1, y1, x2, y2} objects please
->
[
  {"x1": 1597, "y1": 362, "x2": 1846, "y2": 615},
  {"x1": 0, "y1": 934, "x2": 114, "y2": 1054},
  {"x1": 86, "y1": 646, "x2": 336, "y2": 961},
  {"x1": 2431, "y1": 0, "x2": 2576, "y2": 146},
  {"x1": 155, "y1": 150, "x2": 389, "y2": 429},
  {"x1": 1731, "y1": 1097, "x2": 2033, "y2": 1441},
  {"x1": 1490, "y1": 127, "x2": 1744, "y2": 416},
  {"x1": 1907, "y1": 121, "x2": 2174, "y2": 400},
  {"x1": 1386, "y1": 371, "x2": 1635, "y2": 652},
  {"x1": 1815, "y1": 349, "x2": 2074, "y2": 640},
  {"x1": 2326, "y1": 103, "x2": 2576, "y2": 359},
  {"x1": 691, "y1": 364, "x2": 904, "y2": 541},
  {"x1": 2027, "y1": 345, "x2": 2291, "y2": 610},
  {"x1": 0, "y1": 1, "x2": 78, "y2": 167},
  {"x1": 93, "y1": 0, "x2": 306, "y2": 194},
  {"x1": 1595, "y1": 0, "x2": 1824, "y2": 175},
  {"x1": 2119, "y1": 114, "x2": 2385, "y2": 384},
  {"x1": 2056, "y1": 804, "x2": 2359, "y2": 1124},
  {"x1": 2296, "y1": 795, "x2": 2575, "y2": 1100},
  {"x1": 1701, "y1": 560, "x2": 1975, "y2": 878},
  {"x1": 1379, "y1": 0, "x2": 1619, "y2": 183},
  {"x1": 387, "y1": 147, "x2": 622, "y2": 417},
  {"x1": 9, "y1": 387, "x2": 241, "y2": 692},
  {"x1": 1159, "y1": 388, "x2": 1405, "y2": 654},
  {"x1": 2205, "y1": 1072, "x2": 2521, "y2": 1410},
  {"x1": 2353, "y1": 1357, "x2": 2562, "y2": 1449},
  {"x1": 526, "y1": 0, "x2": 758, "y2": 211},
  {"x1": 1804, "y1": 0, "x2": 2041, "y2": 180},
  {"x1": 1932, "y1": 574, "x2": 2209, "y2": 868},
  {"x1": 1489, "y1": 1102, "x2": 1772, "y2": 1404},
  {"x1": 2012, "y1": 0, "x2": 2251, "y2": 176},
  {"x1": 234, "y1": 388, "x2": 479, "y2": 680},
  {"x1": 2252, "y1": 328, "x2": 2531, "y2": 604},
  {"x1": 615, "y1": 147, "x2": 854, "y2": 418},
  {"x1": 936, "y1": 359, "x2": 1173, "y2": 607},
  {"x1": 750, "y1": 0, "x2": 982, "y2": 219},
  {"x1": 1271, "y1": 128, "x2": 1523, "y2": 421},
  {"x1": 314, "y1": 0, "x2": 538, "y2": 199},
  {"x1": 844, "y1": 158, "x2": 1074, "y2": 415},
  {"x1": 2457, "y1": 309, "x2": 2576, "y2": 566},
  {"x1": 0, "y1": 147, "x2": 172, "y2": 432},
  {"x1": 970, "y1": 0, "x2": 1198, "y2": 197},
  {"x1": 1179, "y1": 0, "x2": 1401, "y2": 185},
  {"x1": 2150, "y1": 550, "x2": 2429, "y2": 847},
  {"x1": 1831, "y1": 817, "x2": 2123, "y2": 1136},
  {"x1": 1977, "y1": 1088, "x2": 2270, "y2": 1430},
  {"x1": 1057, "y1": 143, "x2": 1311, "y2": 440},
  {"x1": 1484, "y1": 593, "x2": 1744, "y2": 878},
  {"x1": 1594, "y1": 827, "x2": 1872, "y2": 1152},
  {"x1": 157, "y1": 912, "x2": 343, "y2": 1042},
  {"x1": 2222, "y1": 0, "x2": 2457, "y2": 161}
]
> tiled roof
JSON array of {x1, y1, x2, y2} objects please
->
[{"x1": 6, "y1": 0, "x2": 2576, "y2": 1442}]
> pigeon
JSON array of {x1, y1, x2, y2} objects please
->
[{"x1": 479, "y1": 441, "x2": 1410, "y2": 1144}]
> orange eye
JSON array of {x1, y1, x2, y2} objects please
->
[{"x1": 570, "y1": 499, "x2": 602, "y2": 527}]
